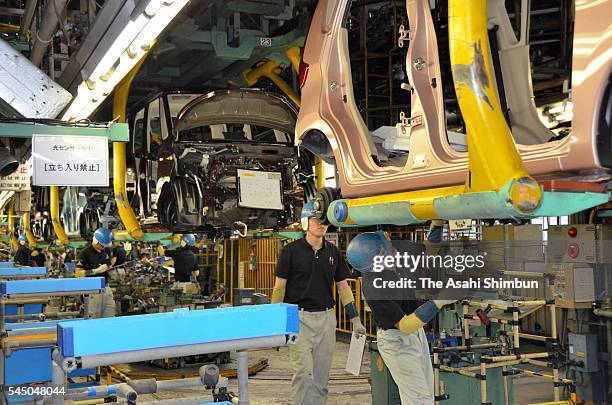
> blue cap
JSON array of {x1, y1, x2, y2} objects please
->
[
  {"x1": 18, "y1": 234, "x2": 27, "y2": 242},
  {"x1": 93, "y1": 227, "x2": 113, "y2": 247},
  {"x1": 346, "y1": 231, "x2": 392, "y2": 273},
  {"x1": 181, "y1": 234, "x2": 196, "y2": 247}
]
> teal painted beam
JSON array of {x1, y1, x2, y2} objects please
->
[{"x1": 0, "y1": 122, "x2": 129, "y2": 142}]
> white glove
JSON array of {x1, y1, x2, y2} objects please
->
[
  {"x1": 92, "y1": 264, "x2": 109, "y2": 275},
  {"x1": 433, "y1": 299, "x2": 457, "y2": 309},
  {"x1": 351, "y1": 317, "x2": 367, "y2": 337}
]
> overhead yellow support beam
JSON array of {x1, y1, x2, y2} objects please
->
[
  {"x1": 315, "y1": 157, "x2": 325, "y2": 190},
  {"x1": 7, "y1": 198, "x2": 18, "y2": 249},
  {"x1": 285, "y1": 46, "x2": 301, "y2": 74},
  {"x1": 23, "y1": 211, "x2": 36, "y2": 247},
  {"x1": 50, "y1": 186, "x2": 69, "y2": 246},
  {"x1": 243, "y1": 60, "x2": 301, "y2": 107},
  {"x1": 112, "y1": 57, "x2": 147, "y2": 241},
  {"x1": 449, "y1": 0, "x2": 541, "y2": 209}
]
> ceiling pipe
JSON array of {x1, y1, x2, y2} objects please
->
[
  {"x1": 19, "y1": 0, "x2": 38, "y2": 38},
  {"x1": 30, "y1": 0, "x2": 68, "y2": 67}
]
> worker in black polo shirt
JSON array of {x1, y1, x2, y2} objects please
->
[
  {"x1": 75, "y1": 227, "x2": 116, "y2": 318},
  {"x1": 14, "y1": 235, "x2": 34, "y2": 266},
  {"x1": 346, "y1": 223, "x2": 457, "y2": 405},
  {"x1": 111, "y1": 244, "x2": 127, "y2": 267},
  {"x1": 271, "y1": 200, "x2": 366, "y2": 405},
  {"x1": 157, "y1": 234, "x2": 199, "y2": 284}
]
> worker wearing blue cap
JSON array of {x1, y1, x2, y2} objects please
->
[
  {"x1": 14, "y1": 234, "x2": 33, "y2": 266},
  {"x1": 346, "y1": 221, "x2": 456, "y2": 405},
  {"x1": 76, "y1": 227, "x2": 116, "y2": 318},
  {"x1": 271, "y1": 200, "x2": 366, "y2": 405},
  {"x1": 157, "y1": 234, "x2": 199, "y2": 283}
]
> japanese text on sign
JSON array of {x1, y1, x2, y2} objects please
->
[
  {"x1": 0, "y1": 164, "x2": 31, "y2": 191},
  {"x1": 32, "y1": 135, "x2": 109, "y2": 186}
]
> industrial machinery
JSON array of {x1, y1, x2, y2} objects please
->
[
  {"x1": 366, "y1": 221, "x2": 612, "y2": 405},
  {"x1": 107, "y1": 258, "x2": 232, "y2": 370},
  {"x1": 43, "y1": 304, "x2": 298, "y2": 405},
  {"x1": 0, "y1": 276, "x2": 105, "y2": 404},
  {"x1": 296, "y1": 0, "x2": 611, "y2": 226}
]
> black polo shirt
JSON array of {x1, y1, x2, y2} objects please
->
[
  {"x1": 112, "y1": 246, "x2": 127, "y2": 266},
  {"x1": 76, "y1": 245, "x2": 112, "y2": 281},
  {"x1": 14, "y1": 245, "x2": 33, "y2": 266},
  {"x1": 165, "y1": 247, "x2": 197, "y2": 282},
  {"x1": 275, "y1": 238, "x2": 351, "y2": 311},
  {"x1": 361, "y1": 270, "x2": 420, "y2": 330},
  {"x1": 32, "y1": 250, "x2": 45, "y2": 267},
  {"x1": 366, "y1": 297, "x2": 420, "y2": 330}
]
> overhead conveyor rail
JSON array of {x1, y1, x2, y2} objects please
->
[{"x1": 0, "y1": 120, "x2": 129, "y2": 141}]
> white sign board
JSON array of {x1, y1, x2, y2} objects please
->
[
  {"x1": 0, "y1": 163, "x2": 31, "y2": 191},
  {"x1": 32, "y1": 135, "x2": 109, "y2": 186},
  {"x1": 237, "y1": 169, "x2": 283, "y2": 210},
  {"x1": 449, "y1": 219, "x2": 472, "y2": 232}
]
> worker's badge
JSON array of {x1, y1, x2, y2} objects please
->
[{"x1": 329, "y1": 255, "x2": 335, "y2": 267}]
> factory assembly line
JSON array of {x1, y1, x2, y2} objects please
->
[{"x1": 0, "y1": 0, "x2": 610, "y2": 404}]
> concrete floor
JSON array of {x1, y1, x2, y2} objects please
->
[{"x1": 117, "y1": 336, "x2": 556, "y2": 405}]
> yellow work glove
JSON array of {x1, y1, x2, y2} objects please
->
[{"x1": 271, "y1": 287, "x2": 286, "y2": 304}]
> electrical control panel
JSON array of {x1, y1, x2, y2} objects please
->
[
  {"x1": 568, "y1": 333, "x2": 598, "y2": 373},
  {"x1": 548, "y1": 224, "x2": 612, "y2": 264},
  {"x1": 547, "y1": 263, "x2": 595, "y2": 308},
  {"x1": 548, "y1": 225, "x2": 598, "y2": 263}
]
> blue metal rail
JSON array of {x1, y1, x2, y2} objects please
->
[
  {"x1": 0, "y1": 278, "x2": 105, "y2": 296},
  {"x1": 0, "y1": 267, "x2": 47, "y2": 278},
  {"x1": 58, "y1": 304, "x2": 298, "y2": 358}
]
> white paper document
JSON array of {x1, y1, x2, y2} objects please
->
[{"x1": 345, "y1": 333, "x2": 367, "y2": 376}]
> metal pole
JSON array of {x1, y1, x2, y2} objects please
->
[
  {"x1": 512, "y1": 302, "x2": 520, "y2": 351},
  {"x1": 0, "y1": 295, "x2": 5, "y2": 403},
  {"x1": 480, "y1": 361, "x2": 487, "y2": 404},
  {"x1": 433, "y1": 351, "x2": 440, "y2": 405},
  {"x1": 502, "y1": 365, "x2": 509, "y2": 405},
  {"x1": 75, "y1": 335, "x2": 289, "y2": 369},
  {"x1": 237, "y1": 350, "x2": 249, "y2": 405},
  {"x1": 463, "y1": 303, "x2": 471, "y2": 345},
  {"x1": 51, "y1": 350, "x2": 66, "y2": 405},
  {"x1": 83, "y1": 294, "x2": 90, "y2": 319},
  {"x1": 550, "y1": 303, "x2": 560, "y2": 401}
]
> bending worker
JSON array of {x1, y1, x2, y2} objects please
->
[
  {"x1": 346, "y1": 222, "x2": 456, "y2": 405},
  {"x1": 75, "y1": 227, "x2": 116, "y2": 318},
  {"x1": 271, "y1": 200, "x2": 366, "y2": 405},
  {"x1": 157, "y1": 234, "x2": 199, "y2": 284},
  {"x1": 14, "y1": 234, "x2": 34, "y2": 266}
]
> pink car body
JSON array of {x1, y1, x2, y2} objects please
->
[{"x1": 296, "y1": 0, "x2": 612, "y2": 199}]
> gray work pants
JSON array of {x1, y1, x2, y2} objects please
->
[
  {"x1": 289, "y1": 308, "x2": 336, "y2": 405},
  {"x1": 377, "y1": 327, "x2": 434, "y2": 405},
  {"x1": 87, "y1": 286, "x2": 116, "y2": 318}
]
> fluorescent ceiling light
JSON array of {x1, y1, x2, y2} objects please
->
[{"x1": 62, "y1": 0, "x2": 189, "y2": 122}]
